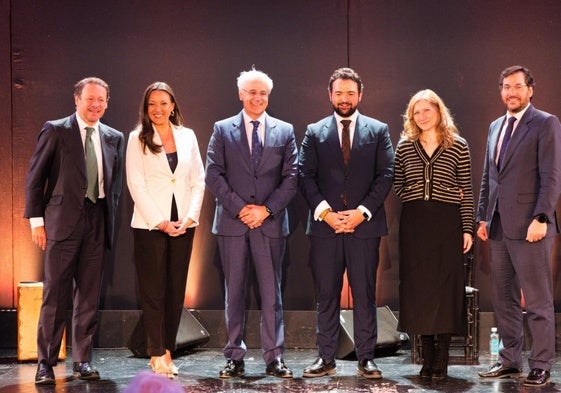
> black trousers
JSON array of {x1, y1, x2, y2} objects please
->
[
  {"x1": 133, "y1": 228, "x2": 195, "y2": 356},
  {"x1": 38, "y1": 198, "x2": 105, "y2": 365}
]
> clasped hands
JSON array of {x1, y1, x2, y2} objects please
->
[
  {"x1": 239, "y1": 204, "x2": 269, "y2": 229},
  {"x1": 158, "y1": 218, "x2": 193, "y2": 237},
  {"x1": 324, "y1": 209, "x2": 364, "y2": 233}
]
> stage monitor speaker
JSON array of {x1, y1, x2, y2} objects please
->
[
  {"x1": 336, "y1": 305, "x2": 409, "y2": 359},
  {"x1": 128, "y1": 307, "x2": 210, "y2": 358}
]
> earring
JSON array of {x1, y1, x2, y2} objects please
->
[{"x1": 171, "y1": 110, "x2": 175, "y2": 116}]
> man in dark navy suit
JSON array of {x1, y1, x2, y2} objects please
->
[{"x1": 299, "y1": 67, "x2": 394, "y2": 379}]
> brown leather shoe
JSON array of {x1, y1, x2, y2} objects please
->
[{"x1": 303, "y1": 357, "x2": 336, "y2": 377}]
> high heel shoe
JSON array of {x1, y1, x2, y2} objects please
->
[
  {"x1": 149, "y1": 354, "x2": 174, "y2": 378},
  {"x1": 165, "y1": 350, "x2": 179, "y2": 375}
]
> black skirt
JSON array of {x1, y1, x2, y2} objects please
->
[{"x1": 397, "y1": 200, "x2": 466, "y2": 335}]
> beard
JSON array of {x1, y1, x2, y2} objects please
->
[{"x1": 333, "y1": 102, "x2": 358, "y2": 117}]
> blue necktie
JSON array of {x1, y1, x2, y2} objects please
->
[
  {"x1": 497, "y1": 116, "x2": 516, "y2": 171},
  {"x1": 251, "y1": 120, "x2": 262, "y2": 169},
  {"x1": 85, "y1": 127, "x2": 99, "y2": 203}
]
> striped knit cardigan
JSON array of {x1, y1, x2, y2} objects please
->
[{"x1": 393, "y1": 136, "x2": 475, "y2": 234}]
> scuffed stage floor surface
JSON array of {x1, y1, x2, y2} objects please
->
[{"x1": 1, "y1": 348, "x2": 560, "y2": 392}]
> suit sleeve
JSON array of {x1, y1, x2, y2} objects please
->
[
  {"x1": 205, "y1": 124, "x2": 247, "y2": 217},
  {"x1": 298, "y1": 125, "x2": 324, "y2": 210},
  {"x1": 476, "y1": 126, "x2": 493, "y2": 223},
  {"x1": 535, "y1": 114, "x2": 561, "y2": 221},
  {"x1": 24, "y1": 122, "x2": 57, "y2": 219},
  {"x1": 185, "y1": 132, "x2": 206, "y2": 225},
  {"x1": 358, "y1": 125, "x2": 394, "y2": 217}
]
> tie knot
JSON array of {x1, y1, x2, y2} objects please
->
[
  {"x1": 85, "y1": 127, "x2": 95, "y2": 137},
  {"x1": 250, "y1": 120, "x2": 260, "y2": 131},
  {"x1": 341, "y1": 120, "x2": 351, "y2": 128},
  {"x1": 508, "y1": 116, "x2": 516, "y2": 124}
]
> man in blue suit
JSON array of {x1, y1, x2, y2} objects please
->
[
  {"x1": 206, "y1": 68, "x2": 298, "y2": 379},
  {"x1": 24, "y1": 77, "x2": 124, "y2": 385},
  {"x1": 299, "y1": 68, "x2": 394, "y2": 379},
  {"x1": 477, "y1": 65, "x2": 561, "y2": 387}
]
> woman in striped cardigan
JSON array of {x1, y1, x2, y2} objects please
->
[{"x1": 394, "y1": 89, "x2": 474, "y2": 381}]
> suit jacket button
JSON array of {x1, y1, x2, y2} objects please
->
[{"x1": 171, "y1": 178, "x2": 176, "y2": 183}]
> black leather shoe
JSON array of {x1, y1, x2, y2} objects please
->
[
  {"x1": 266, "y1": 357, "x2": 293, "y2": 378},
  {"x1": 35, "y1": 362, "x2": 55, "y2": 385},
  {"x1": 219, "y1": 359, "x2": 245, "y2": 379},
  {"x1": 419, "y1": 365, "x2": 432, "y2": 380},
  {"x1": 72, "y1": 362, "x2": 100, "y2": 380},
  {"x1": 357, "y1": 359, "x2": 382, "y2": 379},
  {"x1": 478, "y1": 362, "x2": 521, "y2": 379},
  {"x1": 303, "y1": 357, "x2": 336, "y2": 377},
  {"x1": 524, "y1": 368, "x2": 550, "y2": 386}
]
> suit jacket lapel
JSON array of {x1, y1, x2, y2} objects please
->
[
  {"x1": 68, "y1": 114, "x2": 87, "y2": 180},
  {"x1": 257, "y1": 115, "x2": 278, "y2": 171},
  {"x1": 325, "y1": 116, "x2": 346, "y2": 169},
  {"x1": 490, "y1": 117, "x2": 505, "y2": 168},
  {"x1": 501, "y1": 108, "x2": 533, "y2": 170},
  {"x1": 229, "y1": 112, "x2": 252, "y2": 170}
]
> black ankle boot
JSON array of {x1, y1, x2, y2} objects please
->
[
  {"x1": 432, "y1": 334, "x2": 451, "y2": 380},
  {"x1": 420, "y1": 335, "x2": 435, "y2": 380}
]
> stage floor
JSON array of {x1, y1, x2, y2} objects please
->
[{"x1": 1, "y1": 347, "x2": 560, "y2": 392}]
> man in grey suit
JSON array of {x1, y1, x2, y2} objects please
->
[
  {"x1": 205, "y1": 68, "x2": 298, "y2": 379},
  {"x1": 24, "y1": 77, "x2": 124, "y2": 385},
  {"x1": 477, "y1": 65, "x2": 561, "y2": 387},
  {"x1": 299, "y1": 68, "x2": 394, "y2": 379}
]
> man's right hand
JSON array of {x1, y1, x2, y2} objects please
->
[
  {"x1": 32, "y1": 226, "x2": 47, "y2": 251},
  {"x1": 476, "y1": 222, "x2": 488, "y2": 241}
]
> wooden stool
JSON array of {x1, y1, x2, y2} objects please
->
[{"x1": 17, "y1": 282, "x2": 66, "y2": 361}]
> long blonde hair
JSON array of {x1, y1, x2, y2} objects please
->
[{"x1": 401, "y1": 89, "x2": 459, "y2": 149}]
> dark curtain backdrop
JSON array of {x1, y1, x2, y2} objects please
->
[{"x1": 3, "y1": 0, "x2": 561, "y2": 312}]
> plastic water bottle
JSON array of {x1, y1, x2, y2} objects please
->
[{"x1": 490, "y1": 327, "x2": 500, "y2": 362}]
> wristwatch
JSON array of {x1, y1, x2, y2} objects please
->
[
  {"x1": 534, "y1": 214, "x2": 548, "y2": 223},
  {"x1": 265, "y1": 206, "x2": 274, "y2": 219},
  {"x1": 362, "y1": 211, "x2": 369, "y2": 220}
]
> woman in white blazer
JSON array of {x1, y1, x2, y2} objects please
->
[{"x1": 126, "y1": 82, "x2": 205, "y2": 376}]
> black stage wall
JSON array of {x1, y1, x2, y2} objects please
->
[{"x1": 3, "y1": 0, "x2": 561, "y2": 314}]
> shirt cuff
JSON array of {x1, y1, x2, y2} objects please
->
[
  {"x1": 357, "y1": 205, "x2": 371, "y2": 221},
  {"x1": 30, "y1": 217, "x2": 44, "y2": 228},
  {"x1": 314, "y1": 200, "x2": 331, "y2": 221}
]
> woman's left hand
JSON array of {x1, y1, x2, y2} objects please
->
[{"x1": 463, "y1": 233, "x2": 473, "y2": 253}]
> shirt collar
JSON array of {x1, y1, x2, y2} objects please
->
[
  {"x1": 334, "y1": 110, "x2": 359, "y2": 126},
  {"x1": 242, "y1": 111, "x2": 266, "y2": 128},
  {"x1": 76, "y1": 112, "x2": 99, "y2": 134}
]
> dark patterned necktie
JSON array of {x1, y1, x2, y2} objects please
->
[
  {"x1": 85, "y1": 127, "x2": 99, "y2": 202},
  {"x1": 251, "y1": 120, "x2": 262, "y2": 170},
  {"x1": 341, "y1": 120, "x2": 351, "y2": 166},
  {"x1": 497, "y1": 116, "x2": 516, "y2": 171}
]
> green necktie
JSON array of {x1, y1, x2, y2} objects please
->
[{"x1": 85, "y1": 127, "x2": 99, "y2": 203}]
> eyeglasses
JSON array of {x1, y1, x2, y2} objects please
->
[
  {"x1": 241, "y1": 89, "x2": 269, "y2": 98},
  {"x1": 500, "y1": 84, "x2": 528, "y2": 92}
]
